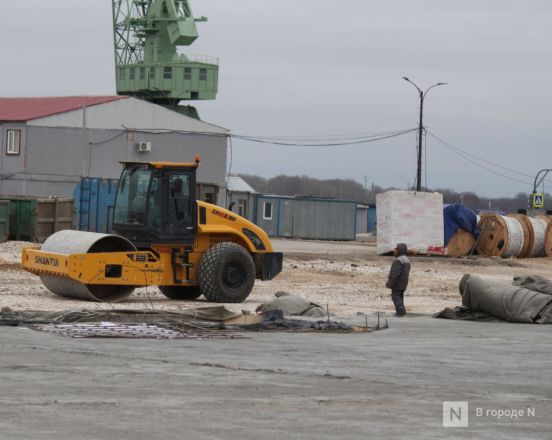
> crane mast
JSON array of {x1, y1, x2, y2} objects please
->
[{"x1": 112, "y1": 0, "x2": 218, "y2": 114}]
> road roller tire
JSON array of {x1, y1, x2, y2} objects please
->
[
  {"x1": 159, "y1": 286, "x2": 202, "y2": 300},
  {"x1": 198, "y1": 242, "x2": 256, "y2": 303}
]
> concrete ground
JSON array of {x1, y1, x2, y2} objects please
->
[{"x1": 0, "y1": 315, "x2": 550, "y2": 439}]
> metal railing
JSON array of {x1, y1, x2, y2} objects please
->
[{"x1": 183, "y1": 54, "x2": 220, "y2": 66}]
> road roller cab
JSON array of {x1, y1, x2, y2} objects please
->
[
  {"x1": 112, "y1": 160, "x2": 200, "y2": 249},
  {"x1": 21, "y1": 159, "x2": 283, "y2": 304}
]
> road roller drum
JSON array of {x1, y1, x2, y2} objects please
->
[{"x1": 39, "y1": 230, "x2": 138, "y2": 302}]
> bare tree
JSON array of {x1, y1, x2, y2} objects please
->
[{"x1": 238, "y1": 174, "x2": 544, "y2": 212}]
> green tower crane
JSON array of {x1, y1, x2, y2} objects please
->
[{"x1": 112, "y1": 0, "x2": 218, "y2": 117}]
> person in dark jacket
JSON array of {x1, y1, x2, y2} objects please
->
[{"x1": 386, "y1": 243, "x2": 411, "y2": 316}]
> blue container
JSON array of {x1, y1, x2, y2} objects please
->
[
  {"x1": 74, "y1": 178, "x2": 119, "y2": 234},
  {"x1": 367, "y1": 206, "x2": 377, "y2": 233}
]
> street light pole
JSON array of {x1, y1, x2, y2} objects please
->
[{"x1": 402, "y1": 77, "x2": 447, "y2": 192}]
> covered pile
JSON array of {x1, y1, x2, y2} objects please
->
[{"x1": 435, "y1": 274, "x2": 552, "y2": 323}]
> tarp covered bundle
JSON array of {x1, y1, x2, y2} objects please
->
[
  {"x1": 255, "y1": 292, "x2": 327, "y2": 318},
  {"x1": 435, "y1": 274, "x2": 552, "y2": 323},
  {"x1": 443, "y1": 204, "x2": 479, "y2": 246}
]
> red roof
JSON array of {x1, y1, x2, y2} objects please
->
[{"x1": 0, "y1": 96, "x2": 127, "y2": 122}]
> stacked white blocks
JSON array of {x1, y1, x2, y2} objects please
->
[{"x1": 376, "y1": 190, "x2": 444, "y2": 255}]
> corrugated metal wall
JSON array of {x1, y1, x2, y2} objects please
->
[
  {"x1": 1, "y1": 125, "x2": 228, "y2": 205},
  {"x1": 0, "y1": 123, "x2": 27, "y2": 195},
  {"x1": 254, "y1": 196, "x2": 357, "y2": 241},
  {"x1": 356, "y1": 207, "x2": 368, "y2": 234}
]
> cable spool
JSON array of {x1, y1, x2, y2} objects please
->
[
  {"x1": 446, "y1": 229, "x2": 475, "y2": 257},
  {"x1": 538, "y1": 216, "x2": 552, "y2": 257},
  {"x1": 508, "y1": 214, "x2": 533, "y2": 258},
  {"x1": 476, "y1": 214, "x2": 525, "y2": 258},
  {"x1": 527, "y1": 217, "x2": 547, "y2": 258},
  {"x1": 40, "y1": 230, "x2": 137, "y2": 302},
  {"x1": 537, "y1": 214, "x2": 552, "y2": 223}
]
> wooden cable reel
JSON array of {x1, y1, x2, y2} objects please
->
[
  {"x1": 476, "y1": 214, "x2": 525, "y2": 257},
  {"x1": 446, "y1": 229, "x2": 476, "y2": 257}
]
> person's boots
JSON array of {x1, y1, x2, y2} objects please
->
[
  {"x1": 391, "y1": 290, "x2": 406, "y2": 316},
  {"x1": 399, "y1": 290, "x2": 407, "y2": 316}
]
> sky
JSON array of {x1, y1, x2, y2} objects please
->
[{"x1": 1, "y1": 0, "x2": 551, "y2": 197}]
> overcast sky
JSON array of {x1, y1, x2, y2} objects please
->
[{"x1": 1, "y1": 0, "x2": 551, "y2": 197}]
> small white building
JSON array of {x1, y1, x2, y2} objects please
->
[{"x1": 226, "y1": 176, "x2": 257, "y2": 220}]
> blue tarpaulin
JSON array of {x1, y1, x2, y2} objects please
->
[{"x1": 444, "y1": 204, "x2": 479, "y2": 246}]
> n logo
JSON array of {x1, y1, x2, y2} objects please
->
[{"x1": 443, "y1": 401, "x2": 468, "y2": 427}]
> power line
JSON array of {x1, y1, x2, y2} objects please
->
[
  {"x1": 232, "y1": 128, "x2": 417, "y2": 147},
  {"x1": 424, "y1": 130, "x2": 428, "y2": 189},
  {"x1": 226, "y1": 136, "x2": 233, "y2": 186},
  {"x1": 427, "y1": 131, "x2": 534, "y2": 178},
  {"x1": 123, "y1": 125, "x2": 417, "y2": 147},
  {"x1": 428, "y1": 131, "x2": 533, "y2": 186},
  {"x1": 233, "y1": 128, "x2": 419, "y2": 141}
]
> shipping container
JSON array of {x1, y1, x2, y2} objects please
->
[
  {"x1": 368, "y1": 206, "x2": 377, "y2": 233},
  {"x1": 0, "y1": 196, "x2": 73, "y2": 242},
  {"x1": 0, "y1": 200, "x2": 9, "y2": 243},
  {"x1": 74, "y1": 178, "x2": 119, "y2": 234},
  {"x1": 253, "y1": 195, "x2": 358, "y2": 241}
]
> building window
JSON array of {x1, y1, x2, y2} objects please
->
[
  {"x1": 140, "y1": 67, "x2": 145, "y2": 80},
  {"x1": 204, "y1": 192, "x2": 215, "y2": 204},
  {"x1": 238, "y1": 199, "x2": 247, "y2": 217},
  {"x1": 164, "y1": 66, "x2": 172, "y2": 79},
  {"x1": 130, "y1": 67, "x2": 135, "y2": 80},
  {"x1": 263, "y1": 202, "x2": 273, "y2": 220},
  {"x1": 150, "y1": 66, "x2": 156, "y2": 80},
  {"x1": 119, "y1": 67, "x2": 125, "y2": 80},
  {"x1": 199, "y1": 68, "x2": 207, "y2": 81},
  {"x1": 184, "y1": 67, "x2": 192, "y2": 80},
  {"x1": 6, "y1": 129, "x2": 21, "y2": 155}
]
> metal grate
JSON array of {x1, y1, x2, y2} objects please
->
[{"x1": 28, "y1": 323, "x2": 245, "y2": 340}]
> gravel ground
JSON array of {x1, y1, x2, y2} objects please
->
[{"x1": 2, "y1": 240, "x2": 552, "y2": 317}]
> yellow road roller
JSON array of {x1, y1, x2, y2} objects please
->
[{"x1": 22, "y1": 158, "x2": 283, "y2": 303}]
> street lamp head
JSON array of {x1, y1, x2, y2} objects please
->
[
  {"x1": 436, "y1": 82, "x2": 448, "y2": 86},
  {"x1": 402, "y1": 76, "x2": 410, "y2": 81}
]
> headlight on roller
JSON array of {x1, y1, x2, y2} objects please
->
[{"x1": 243, "y1": 228, "x2": 266, "y2": 251}]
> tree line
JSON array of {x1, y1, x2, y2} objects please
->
[{"x1": 238, "y1": 174, "x2": 547, "y2": 213}]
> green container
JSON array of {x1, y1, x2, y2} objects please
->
[
  {"x1": 8, "y1": 199, "x2": 36, "y2": 241},
  {"x1": 0, "y1": 196, "x2": 73, "y2": 242},
  {"x1": 0, "y1": 200, "x2": 9, "y2": 243}
]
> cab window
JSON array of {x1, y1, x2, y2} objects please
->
[
  {"x1": 114, "y1": 168, "x2": 152, "y2": 226},
  {"x1": 166, "y1": 173, "x2": 193, "y2": 235},
  {"x1": 147, "y1": 176, "x2": 163, "y2": 232}
]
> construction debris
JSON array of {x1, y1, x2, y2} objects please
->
[{"x1": 0, "y1": 305, "x2": 379, "y2": 337}]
